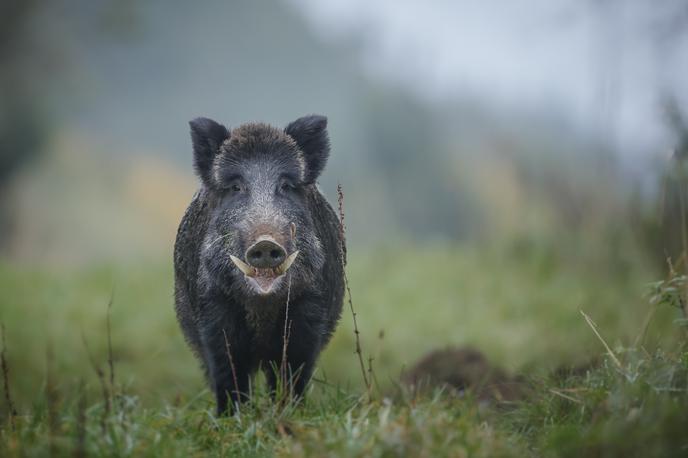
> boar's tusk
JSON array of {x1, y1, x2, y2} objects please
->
[
  {"x1": 277, "y1": 250, "x2": 299, "y2": 275},
  {"x1": 229, "y1": 255, "x2": 255, "y2": 277}
]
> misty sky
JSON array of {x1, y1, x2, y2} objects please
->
[{"x1": 289, "y1": 0, "x2": 688, "y2": 157}]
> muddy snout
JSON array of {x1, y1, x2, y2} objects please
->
[
  {"x1": 228, "y1": 234, "x2": 300, "y2": 280},
  {"x1": 245, "y1": 238, "x2": 286, "y2": 269}
]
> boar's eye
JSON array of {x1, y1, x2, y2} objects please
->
[
  {"x1": 224, "y1": 179, "x2": 245, "y2": 196},
  {"x1": 279, "y1": 178, "x2": 297, "y2": 195}
]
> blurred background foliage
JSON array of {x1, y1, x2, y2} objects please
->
[{"x1": 1, "y1": 0, "x2": 688, "y2": 406}]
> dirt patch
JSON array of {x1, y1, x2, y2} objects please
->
[{"x1": 402, "y1": 346, "x2": 527, "y2": 403}]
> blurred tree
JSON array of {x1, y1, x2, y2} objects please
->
[
  {"x1": 654, "y1": 100, "x2": 688, "y2": 267},
  {"x1": 0, "y1": 0, "x2": 48, "y2": 248},
  {"x1": 640, "y1": 0, "x2": 688, "y2": 269},
  {"x1": 586, "y1": 0, "x2": 688, "y2": 269},
  {"x1": 361, "y1": 87, "x2": 480, "y2": 239},
  {"x1": 0, "y1": 0, "x2": 140, "y2": 253}
]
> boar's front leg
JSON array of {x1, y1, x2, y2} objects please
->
[{"x1": 200, "y1": 316, "x2": 252, "y2": 416}]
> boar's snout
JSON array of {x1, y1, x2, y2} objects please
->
[{"x1": 245, "y1": 238, "x2": 286, "y2": 269}]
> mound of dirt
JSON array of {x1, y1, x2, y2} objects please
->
[{"x1": 402, "y1": 346, "x2": 526, "y2": 402}]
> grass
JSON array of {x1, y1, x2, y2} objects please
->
[
  {"x1": 1, "y1": 241, "x2": 687, "y2": 456},
  {"x1": 521, "y1": 349, "x2": 688, "y2": 457},
  {"x1": 2, "y1": 345, "x2": 687, "y2": 457},
  {"x1": 0, "y1": 381, "x2": 527, "y2": 457}
]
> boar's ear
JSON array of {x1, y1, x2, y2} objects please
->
[
  {"x1": 285, "y1": 114, "x2": 330, "y2": 184},
  {"x1": 189, "y1": 117, "x2": 229, "y2": 186}
]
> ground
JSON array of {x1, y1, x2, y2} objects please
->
[{"x1": 1, "y1": 242, "x2": 686, "y2": 456}]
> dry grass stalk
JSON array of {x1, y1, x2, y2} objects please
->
[
  {"x1": 80, "y1": 331, "x2": 110, "y2": 433},
  {"x1": 46, "y1": 345, "x2": 59, "y2": 457},
  {"x1": 74, "y1": 379, "x2": 87, "y2": 458},
  {"x1": 549, "y1": 388, "x2": 582, "y2": 404},
  {"x1": 106, "y1": 294, "x2": 115, "y2": 396},
  {"x1": 279, "y1": 319, "x2": 294, "y2": 406},
  {"x1": 222, "y1": 329, "x2": 241, "y2": 414},
  {"x1": 1, "y1": 323, "x2": 17, "y2": 431},
  {"x1": 337, "y1": 184, "x2": 371, "y2": 394},
  {"x1": 367, "y1": 356, "x2": 375, "y2": 399},
  {"x1": 280, "y1": 226, "x2": 296, "y2": 402},
  {"x1": 580, "y1": 310, "x2": 623, "y2": 370}
]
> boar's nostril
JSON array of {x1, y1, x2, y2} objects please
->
[{"x1": 245, "y1": 239, "x2": 286, "y2": 269}]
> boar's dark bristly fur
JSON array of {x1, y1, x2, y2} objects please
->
[{"x1": 174, "y1": 115, "x2": 345, "y2": 415}]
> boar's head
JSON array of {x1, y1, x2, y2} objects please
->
[{"x1": 189, "y1": 115, "x2": 330, "y2": 299}]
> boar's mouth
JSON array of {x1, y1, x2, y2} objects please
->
[{"x1": 229, "y1": 251, "x2": 299, "y2": 295}]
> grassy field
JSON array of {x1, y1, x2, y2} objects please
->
[{"x1": 1, "y1": 241, "x2": 687, "y2": 456}]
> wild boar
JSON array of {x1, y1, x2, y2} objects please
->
[{"x1": 174, "y1": 115, "x2": 344, "y2": 415}]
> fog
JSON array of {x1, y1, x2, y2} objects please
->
[
  {"x1": 1, "y1": 0, "x2": 686, "y2": 261},
  {"x1": 291, "y1": 0, "x2": 688, "y2": 155}
]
